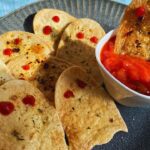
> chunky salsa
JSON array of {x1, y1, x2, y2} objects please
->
[{"x1": 101, "y1": 36, "x2": 150, "y2": 96}]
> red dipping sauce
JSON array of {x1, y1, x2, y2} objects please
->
[{"x1": 101, "y1": 36, "x2": 150, "y2": 96}]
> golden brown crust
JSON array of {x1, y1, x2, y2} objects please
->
[{"x1": 115, "y1": 0, "x2": 150, "y2": 60}]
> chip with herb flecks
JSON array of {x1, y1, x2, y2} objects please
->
[
  {"x1": 114, "y1": 0, "x2": 150, "y2": 60},
  {"x1": 0, "y1": 31, "x2": 54, "y2": 81},
  {"x1": 55, "y1": 66, "x2": 128, "y2": 150},
  {"x1": 56, "y1": 18, "x2": 105, "y2": 85},
  {"x1": 0, "y1": 80, "x2": 67, "y2": 150},
  {"x1": 30, "y1": 56, "x2": 72, "y2": 105}
]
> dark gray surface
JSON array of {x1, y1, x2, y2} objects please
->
[{"x1": 0, "y1": 0, "x2": 149, "y2": 150}]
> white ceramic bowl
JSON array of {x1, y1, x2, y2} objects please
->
[{"x1": 96, "y1": 30, "x2": 150, "y2": 107}]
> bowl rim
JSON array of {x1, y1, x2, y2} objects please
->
[{"x1": 95, "y1": 29, "x2": 150, "y2": 99}]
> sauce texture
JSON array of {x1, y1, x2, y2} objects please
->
[{"x1": 101, "y1": 37, "x2": 150, "y2": 96}]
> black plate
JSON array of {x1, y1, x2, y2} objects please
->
[{"x1": 0, "y1": 0, "x2": 149, "y2": 149}]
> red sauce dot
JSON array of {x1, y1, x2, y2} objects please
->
[
  {"x1": 22, "y1": 95, "x2": 35, "y2": 106},
  {"x1": 0, "y1": 101, "x2": 14, "y2": 116},
  {"x1": 64, "y1": 90, "x2": 74, "y2": 98},
  {"x1": 14, "y1": 38, "x2": 21, "y2": 45},
  {"x1": 76, "y1": 32, "x2": 84, "y2": 39},
  {"x1": 135, "y1": 6, "x2": 145, "y2": 17},
  {"x1": 76, "y1": 79, "x2": 87, "y2": 89},
  {"x1": 90, "y1": 36, "x2": 98, "y2": 44},
  {"x1": 43, "y1": 25, "x2": 52, "y2": 35},
  {"x1": 22, "y1": 64, "x2": 30, "y2": 70},
  {"x1": 3, "y1": 48, "x2": 13, "y2": 56},
  {"x1": 52, "y1": 16, "x2": 60, "y2": 23}
]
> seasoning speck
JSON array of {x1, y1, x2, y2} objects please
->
[
  {"x1": 12, "y1": 48, "x2": 20, "y2": 53},
  {"x1": 109, "y1": 118, "x2": 113, "y2": 123},
  {"x1": 11, "y1": 130, "x2": 24, "y2": 141},
  {"x1": 43, "y1": 63, "x2": 49, "y2": 69}
]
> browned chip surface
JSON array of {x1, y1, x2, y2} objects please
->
[
  {"x1": 31, "y1": 56, "x2": 72, "y2": 105},
  {"x1": 115, "y1": 0, "x2": 150, "y2": 60}
]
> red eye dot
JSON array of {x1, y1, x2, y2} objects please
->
[
  {"x1": 64, "y1": 90, "x2": 74, "y2": 98},
  {"x1": 135, "y1": 6, "x2": 145, "y2": 17},
  {"x1": 0, "y1": 101, "x2": 14, "y2": 116},
  {"x1": 43, "y1": 25, "x2": 52, "y2": 35},
  {"x1": 76, "y1": 32, "x2": 84, "y2": 39},
  {"x1": 3, "y1": 48, "x2": 13, "y2": 56},
  {"x1": 52, "y1": 16, "x2": 60, "y2": 23},
  {"x1": 14, "y1": 38, "x2": 21, "y2": 45},
  {"x1": 22, "y1": 95, "x2": 35, "y2": 106},
  {"x1": 90, "y1": 36, "x2": 98, "y2": 44},
  {"x1": 22, "y1": 64, "x2": 30, "y2": 70}
]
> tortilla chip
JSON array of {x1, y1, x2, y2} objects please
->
[
  {"x1": 31, "y1": 56, "x2": 72, "y2": 105},
  {"x1": 56, "y1": 18, "x2": 105, "y2": 85},
  {"x1": 7, "y1": 55, "x2": 42, "y2": 80},
  {"x1": 33, "y1": 9, "x2": 76, "y2": 50},
  {"x1": 55, "y1": 66, "x2": 128, "y2": 150},
  {"x1": 0, "y1": 31, "x2": 54, "y2": 63},
  {"x1": 0, "y1": 60, "x2": 14, "y2": 85},
  {"x1": 0, "y1": 31, "x2": 54, "y2": 81},
  {"x1": 0, "y1": 80, "x2": 67, "y2": 150},
  {"x1": 114, "y1": 0, "x2": 150, "y2": 60}
]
